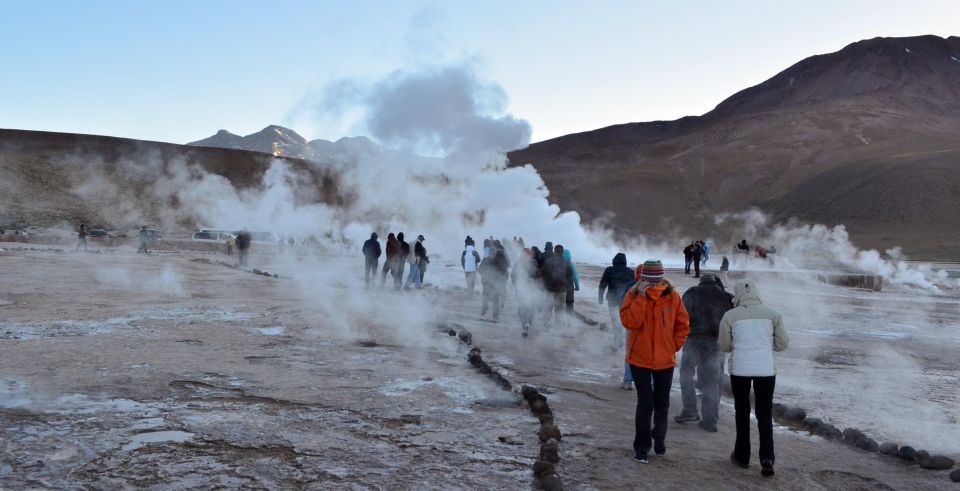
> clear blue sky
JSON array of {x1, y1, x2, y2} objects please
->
[{"x1": 1, "y1": 1, "x2": 957, "y2": 144}]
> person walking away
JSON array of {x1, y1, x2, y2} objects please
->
[
  {"x1": 225, "y1": 235, "x2": 235, "y2": 256},
  {"x1": 720, "y1": 280, "x2": 789, "y2": 477},
  {"x1": 620, "y1": 260, "x2": 690, "y2": 464},
  {"x1": 418, "y1": 236, "x2": 430, "y2": 284},
  {"x1": 539, "y1": 244, "x2": 571, "y2": 328},
  {"x1": 703, "y1": 240, "x2": 712, "y2": 265},
  {"x1": 461, "y1": 237, "x2": 481, "y2": 296},
  {"x1": 75, "y1": 223, "x2": 88, "y2": 252},
  {"x1": 598, "y1": 253, "x2": 636, "y2": 390},
  {"x1": 683, "y1": 243, "x2": 693, "y2": 274},
  {"x1": 381, "y1": 233, "x2": 399, "y2": 287},
  {"x1": 362, "y1": 233, "x2": 381, "y2": 288},
  {"x1": 720, "y1": 256, "x2": 730, "y2": 283},
  {"x1": 692, "y1": 241, "x2": 703, "y2": 278},
  {"x1": 480, "y1": 249, "x2": 509, "y2": 321},
  {"x1": 675, "y1": 274, "x2": 733, "y2": 432},
  {"x1": 395, "y1": 232, "x2": 410, "y2": 290},
  {"x1": 513, "y1": 248, "x2": 540, "y2": 337},
  {"x1": 236, "y1": 230, "x2": 252, "y2": 267},
  {"x1": 483, "y1": 238, "x2": 496, "y2": 258},
  {"x1": 562, "y1": 249, "x2": 580, "y2": 310},
  {"x1": 405, "y1": 235, "x2": 426, "y2": 289},
  {"x1": 137, "y1": 226, "x2": 150, "y2": 254},
  {"x1": 539, "y1": 241, "x2": 554, "y2": 268}
]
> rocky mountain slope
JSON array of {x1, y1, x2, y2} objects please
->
[
  {"x1": 189, "y1": 125, "x2": 381, "y2": 164},
  {"x1": 508, "y1": 35, "x2": 960, "y2": 259}
]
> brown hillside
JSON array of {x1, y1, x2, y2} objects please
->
[{"x1": 508, "y1": 35, "x2": 960, "y2": 260}]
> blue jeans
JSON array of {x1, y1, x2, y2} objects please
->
[
  {"x1": 404, "y1": 261, "x2": 421, "y2": 288},
  {"x1": 678, "y1": 339, "x2": 721, "y2": 427}
]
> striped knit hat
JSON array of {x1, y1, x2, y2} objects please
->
[{"x1": 636, "y1": 259, "x2": 665, "y2": 283}]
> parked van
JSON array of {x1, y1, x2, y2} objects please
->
[{"x1": 191, "y1": 230, "x2": 236, "y2": 242}]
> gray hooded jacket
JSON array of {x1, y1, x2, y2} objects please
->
[{"x1": 719, "y1": 280, "x2": 789, "y2": 376}]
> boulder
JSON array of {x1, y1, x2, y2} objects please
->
[
  {"x1": 843, "y1": 428, "x2": 868, "y2": 446},
  {"x1": 949, "y1": 468, "x2": 960, "y2": 482},
  {"x1": 772, "y1": 403, "x2": 788, "y2": 417},
  {"x1": 541, "y1": 474, "x2": 563, "y2": 491},
  {"x1": 540, "y1": 438, "x2": 560, "y2": 463},
  {"x1": 898, "y1": 445, "x2": 916, "y2": 461},
  {"x1": 879, "y1": 442, "x2": 899, "y2": 456},
  {"x1": 915, "y1": 450, "x2": 930, "y2": 464},
  {"x1": 539, "y1": 423, "x2": 562, "y2": 442},
  {"x1": 919, "y1": 455, "x2": 955, "y2": 470},
  {"x1": 532, "y1": 460, "x2": 554, "y2": 478},
  {"x1": 782, "y1": 406, "x2": 806, "y2": 423},
  {"x1": 458, "y1": 330, "x2": 473, "y2": 345},
  {"x1": 521, "y1": 385, "x2": 539, "y2": 401},
  {"x1": 856, "y1": 437, "x2": 879, "y2": 452}
]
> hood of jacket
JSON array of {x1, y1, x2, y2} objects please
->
[
  {"x1": 644, "y1": 279, "x2": 674, "y2": 300},
  {"x1": 387, "y1": 233, "x2": 395, "y2": 241},
  {"x1": 370, "y1": 233, "x2": 378, "y2": 240},
  {"x1": 612, "y1": 253, "x2": 627, "y2": 266},
  {"x1": 733, "y1": 280, "x2": 762, "y2": 307},
  {"x1": 562, "y1": 249, "x2": 572, "y2": 261}
]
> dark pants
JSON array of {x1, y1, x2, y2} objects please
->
[
  {"x1": 482, "y1": 285, "x2": 503, "y2": 319},
  {"x1": 394, "y1": 260, "x2": 405, "y2": 289},
  {"x1": 693, "y1": 257, "x2": 701, "y2": 278},
  {"x1": 565, "y1": 284, "x2": 574, "y2": 310},
  {"x1": 731, "y1": 375, "x2": 776, "y2": 465},
  {"x1": 678, "y1": 339, "x2": 721, "y2": 427},
  {"x1": 364, "y1": 257, "x2": 378, "y2": 287},
  {"x1": 684, "y1": 257, "x2": 692, "y2": 274},
  {"x1": 238, "y1": 248, "x2": 249, "y2": 266},
  {"x1": 630, "y1": 365, "x2": 674, "y2": 454},
  {"x1": 381, "y1": 258, "x2": 395, "y2": 286}
]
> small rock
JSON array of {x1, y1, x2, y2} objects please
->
[
  {"x1": 782, "y1": 406, "x2": 806, "y2": 423},
  {"x1": 532, "y1": 460, "x2": 554, "y2": 478},
  {"x1": 541, "y1": 474, "x2": 563, "y2": 491},
  {"x1": 856, "y1": 437, "x2": 879, "y2": 452},
  {"x1": 521, "y1": 385, "x2": 539, "y2": 400},
  {"x1": 898, "y1": 445, "x2": 916, "y2": 461},
  {"x1": 447, "y1": 329, "x2": 457, "y2": 336},
  {"x1": 920, "y1": 455, "x2": 955, "y2": 470},
  {"x1": 801, "y1": 418, "x2": 823, "y2": 430},
  {"x1": 814, "y1": 423, "x2": 843, "y2": 440},
  {"x1": 531, "y1": 396, "x2": 552, "y2": 416},
  {"x1": 539, "y1": 423, "x2": 562, "y2": 442},
  {"x1": 843, "y1": 428, "x2": 867, "y2": 446},
  {"x1": 879, "y1": 442, "x2": 899, "y2": 456},
  {"x1": 915, "y1": 450, "x2": 930, "y2": 464},
  {"x1": 772, "y1": 403, "x2": 788, "y2": 417},
  {"x1": 458, "y1": 330, "x2": 473, "y2": 345},
  {"x1": 540, "y1": 438, "x2": 560, "y2": 463},
  {"x1": 949, "y1": 468, "x2": 960, "y2": 482}
]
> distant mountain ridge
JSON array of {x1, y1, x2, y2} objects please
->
[
  {"x1": 189, "y1": 125, "x2": 382, "y2": 163},
  {"x1": 508, "y1": 35, "x2": 960, "y2": 259}
]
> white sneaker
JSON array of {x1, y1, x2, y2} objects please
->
[{"x1": 620, "y1": 381, "x2": 633, "y2": 390}]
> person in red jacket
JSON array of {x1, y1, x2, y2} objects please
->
[{"x1": 620, "y1": 260, "x2": 690, "y2": 464}]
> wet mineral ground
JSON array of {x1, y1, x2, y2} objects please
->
[{"x1": 0, "y1": 243, "x2": 957, "y2": 489}]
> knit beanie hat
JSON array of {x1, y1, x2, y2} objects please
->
[{"x1": 636, "y1": 260, "x2": 665, "y2": 283}]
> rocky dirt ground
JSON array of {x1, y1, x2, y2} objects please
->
[{"x1": 0, "y1": 243, "x2": 957, "y2": 489}]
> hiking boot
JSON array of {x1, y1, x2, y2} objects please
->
[
  {"x1": 730, "y1": 452, "x2": 749, "y2": 469},
  {"x1": 633, "y1": 452, "x2": 649, "y2": 464},
  {"x1": 698, "y1": 421, "x2": 718, "y2": 432},
  {"x1": 674, "y1": 413, "x2": 699, "y2": 423},
  {"x1": 760, "y1": 460, "x2": 775, "y2": 477}
]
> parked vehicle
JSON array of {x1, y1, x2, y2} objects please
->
[{"x1": 191, "y1": 230, "x2": 236, "y2": 242}]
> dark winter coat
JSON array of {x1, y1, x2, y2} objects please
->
[
  {"x1": 692, "y1": 243, "x2": 703, "y2": 261},
  {"x1": 236, "y1": 231, "x2": 252, "y2": 250},
  {"x1": 539, "y1": 254, "x2": 572, "y2": 293},
  {"x1": 598, "y1": 253, "x2": 635, "y2": 305},
  {"x1": 681, "y1": 275, "x2": 734, "y2": 341},
  {"x1": 362, "y1": 234, "x2": 381, "y2": 259},
  {"x1": 480, "y1": 253, "x2": 509, "y2": 291},
  {"x1": 683, "y1": 245, "x2": 693, "y2": 259},
  {"x1": 385, "y1": 233, "x2": 399, "y2": 260}
]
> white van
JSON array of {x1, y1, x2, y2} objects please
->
[
  {"x1": 191, "y1": 230, "x2": 236, "y2": 243},
  {"x1": 248, "y1": 231, "x2": 281, "y2": 246}
]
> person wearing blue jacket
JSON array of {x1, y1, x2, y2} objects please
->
[
  {"x1": 599, "y1": 252, "x2": 636, "y2": 390},
  {"x1": 562, "y1": 249, "x2": 580, "y2": 310}
]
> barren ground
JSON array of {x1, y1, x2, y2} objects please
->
[{"x1": 0, "y1": 243, "x2": 957, "y2": 489}]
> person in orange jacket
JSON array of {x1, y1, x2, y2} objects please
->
[{"x1": 620, "y1": 259, "x2": 690, "y2": 464}]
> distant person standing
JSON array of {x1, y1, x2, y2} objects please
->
[
  {"x1": 598, "y1": 252, "x2": 636, "y2": 390},
  {"x1": 513, "y1": 248, "x2": 540, "y2": 337},
  {"x1": 702, "y1": 240, "x2": 712, "y2": 265},
  {"x1": 137, "y1": 226, "x2": 150, "y2": 254},
  {"x1": 692, "y1": 241, "x2": 703, "y2": 278},
  {"x1": 362, "y1": 233, "x2": 381, "y2": 288},
  {"x1": 380, "y1": 233, "x2": 400, "y2": 288},
  {"x1": 539, "y1": 244, "x2": 571, "y2": 328},
  {"x1": 479, "y1": 249, "x2": 509, "y2": 321},
  {"x1": 539, "y1": 241, "x2": 554, "y2": 268},
  {"x1": 405, "y1": 235, "x2": 425, "y2": 289},
  {"x1": 562, "y1": 248, "x2": 580, "y2": 310},
  {"x1": 683, "y1": 243, "x2": 694, "y2": 274},
  {"x1": 75, "y1": 223, "x2": 88, "y2": 252},
  {"x1": 225, "y1": 235, "x2": 235, "y2": 256},
  {"x1": 620, "y1": 260, "x2": 690, "y2": 464},
  {"x1": 235, "y1": 230, "x2": 252, "y2": 267},
  {"x1": 461, "y1": 236, "x2": 482, "y2": 296},
  {"x1": 675, "y1": 274, "x2": 734, "y2": 432},
  {"x1": 720, "y1": 280, "x2": 789, "y2": 477},
  {"x1": 396, "y1": 232, "x2": 410, "y2": 289}
]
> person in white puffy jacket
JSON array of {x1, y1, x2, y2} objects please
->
[{"x1": 719, "y1": 280, "x2": 788, "y2": 477}]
